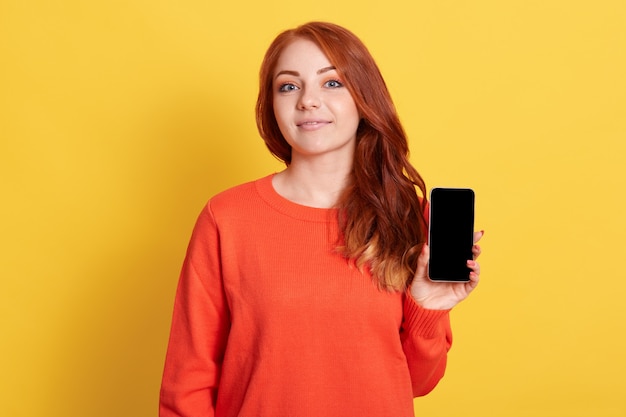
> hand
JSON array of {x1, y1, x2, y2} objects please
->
[{"x1": 409, "y1": 230, "x2": 484, "y2": 310}]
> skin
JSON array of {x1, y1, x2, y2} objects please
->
[
  {"x1": 409, "y1": 232, "x2": 483, "y2": 310},
  {"x1": 271, "y1": 38, "x2": 482, "y2": 309},
  {"x1": 271, "y1": 38, "x2": 359, "y2": 208}
]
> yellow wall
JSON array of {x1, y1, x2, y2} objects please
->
[{"x1": 1, "y1": 1, "x2": 624, "y2": 416}]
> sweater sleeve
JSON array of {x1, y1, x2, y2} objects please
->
[
  {"x1": 400, "y1": 291, "x2": 452, "y2": 397},
  {"x1": 160, "y1": 203, "x2": 230, "y2": 417}
]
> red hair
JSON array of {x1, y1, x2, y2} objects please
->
[{"x1": 256, "y1": 22, "x2": 427, "y2": 291}]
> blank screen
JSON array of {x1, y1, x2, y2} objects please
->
[{"x1": 428, "y1": 188, "x2": 475, "y2": 281}]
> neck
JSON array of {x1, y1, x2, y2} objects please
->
[{"x1": 273, "y1": 158, "x2": 352, "y2": 209}]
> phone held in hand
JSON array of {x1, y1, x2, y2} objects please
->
[{"x1": 428, "y1": 187, "x2": 475, "y2": 282}]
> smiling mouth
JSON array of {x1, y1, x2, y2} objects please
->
[
  {"x1": 297, "y1": 121, "x2": 331, "y2": 128},
  {"x1": 299, "y1": 121, "x2": 325, "y2": 125}
]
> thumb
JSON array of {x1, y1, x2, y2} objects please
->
[{"x1": 414, "y1": 243, "x2": 430, "y2": 280}]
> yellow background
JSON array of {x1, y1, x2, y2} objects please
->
[{"x1": 1, "y1": 0, "x2": 625, "y2": 416}]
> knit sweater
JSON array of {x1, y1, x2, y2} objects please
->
[{"x1": 160, "y1": 174, "x2": 452, "y2": 417}]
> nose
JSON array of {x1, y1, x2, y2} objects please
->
[{"x1": 297, "y1": 87, "x2": 320, "y2": 110}]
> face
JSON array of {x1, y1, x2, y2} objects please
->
[{"x1": 272, "y1": 39, "x2": 360, "y2": 165}]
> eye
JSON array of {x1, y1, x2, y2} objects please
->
[
  {"x1": 278, "y1": 83, "x2": 299, "y2": 93},
  {"x1": 324, "y1": 79, "x2": 344, "y2": 88}
]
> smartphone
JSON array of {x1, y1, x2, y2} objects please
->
[{"x1": 428, "y1": 187, "x2": 475, "y2": 282}]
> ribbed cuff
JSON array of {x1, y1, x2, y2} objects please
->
[{"x1": 403, "y1": 292, "x2": 450, "y2": 338}]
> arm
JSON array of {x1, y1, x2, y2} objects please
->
[
  {"x1": 400, "y1": 294, "x2": 452, "y2": 397},
  {"x1": 401, "y1": 230, "x2": 483, "y2": 396},
  {"x1": 159, "y1": 203, "x2": 230, "y2": 417}
]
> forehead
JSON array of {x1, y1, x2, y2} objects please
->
[{"x1": 274, "y1": 38, "x2": 333, "y2": 73}]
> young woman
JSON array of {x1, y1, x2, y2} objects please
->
[{"x1": 160, "y1": 21, "x2": 483, "y2": 417}]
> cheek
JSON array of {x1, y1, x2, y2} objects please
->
[
  {"x1": 339, "y1": 99, "x2": 360, "y2": 128},
  {"x1": 273, "y1": 95, "x2": 293, "y2": 118},
  {"x1": 272, "y1": 100, "x2": 292, "y2": 138},
  {"x1": 272, "y1": 100, "x2": 287, "y2": 125}
]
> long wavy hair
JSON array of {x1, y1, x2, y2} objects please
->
[{"x1": 256, "y1": 22, "x2": 428, "y2": 291}]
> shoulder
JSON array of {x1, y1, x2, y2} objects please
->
[{"x1": 206, "y1": 174, "x2": 274, "y2": 217}]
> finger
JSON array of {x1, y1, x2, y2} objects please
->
[
  {"x1": 467, "y1": 260, "x2": 481, "y2": 289},
  {"x1": 472, "y1": 244, "x2": 481, "y2": 260},
  {"x1": 467, "y1": 259, "x2": 481, "y2": 277},
  {"x1": 473, "y1": 230, "x2": 485, "y2": 244},
  {"x1": 467, "y1": 270, "x2": 480, "y2": 290}
]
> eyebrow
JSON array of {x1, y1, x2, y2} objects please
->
[{"x1": 274, "y1": 66, "x2": 337, "y2": 79}]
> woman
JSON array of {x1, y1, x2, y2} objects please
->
[{"x1": 160, "y1": 21, "x2": 483, "y2": 417}]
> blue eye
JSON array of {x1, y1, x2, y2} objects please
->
[
  {"x1": 278, "y1": 83, "x2": 298, "y2": 93},
  {"x1": 324, "y1": 79, "x2": 343, "y2": 88}
]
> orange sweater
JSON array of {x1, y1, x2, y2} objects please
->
[{"x1": 160, "y1": 175, "x2": 452, "y2": 417}]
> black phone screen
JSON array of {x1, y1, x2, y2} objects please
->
[{"x1": 428, "y1": 188, "x2": 475, "y2": 282}]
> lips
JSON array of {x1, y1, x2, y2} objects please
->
[{"x1": 296, "y1": 120, "x2": 331, "y2": 130}]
